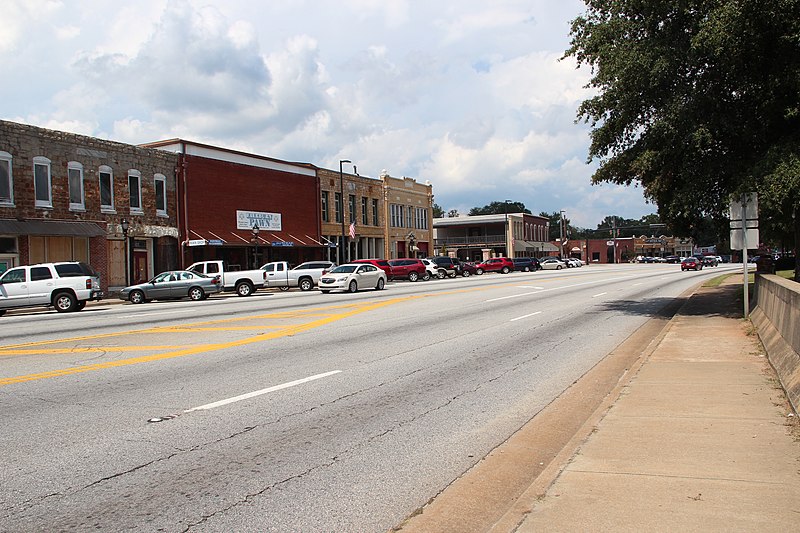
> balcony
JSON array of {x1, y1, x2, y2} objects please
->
[{"x1": 434, "y1": 234, "x2": 506, "y2": 247}]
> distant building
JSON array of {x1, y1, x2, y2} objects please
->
[
  {"x1": 381, "y1": 171, "x2": 434, "y2": 259},
  {"x1": 433, "y1": 213, "x2": 555, "y2": 261}
]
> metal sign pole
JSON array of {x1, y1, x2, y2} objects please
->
[{"x1": 742, "y1": 193, "x2": 749, "y2": 319}]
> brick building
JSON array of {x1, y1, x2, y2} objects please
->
[
  {"x1": 380, "y1": 170, "x2": 434, "y2": 258},
  {"x1": 434, "y1": 213, "x2": 554, "y2": 261},
  {"x1": 0, "y1": 120, "x2": 180, "y2": 292},
  {"x1": 142, "y1": 140, "x2": 326, "y2": 269},
  {"x1": 318, "y1": 167, "x2": 385, "y2": 264}
]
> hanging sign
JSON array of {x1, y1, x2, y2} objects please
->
[{"x1": 236, "y1": 210, "x2": 282, "y2": 231}]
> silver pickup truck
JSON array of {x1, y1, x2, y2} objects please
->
[{"x1": 262, "y1": 261, "x2": 335, "y2": 291}]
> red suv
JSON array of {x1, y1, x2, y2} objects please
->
[
  {"x1": 388, "y1": 258, "x2": 429, "y2": 281},
  {"x1": 351, "y1": 259, "x2": 394, "y2": 279},
  {"x1": 475, "y1": 257, "x2": 514, "y2": 274}
]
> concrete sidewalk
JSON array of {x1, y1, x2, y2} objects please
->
[{"x1": 513, "y1": 278, "x2": 800, "y2": 532}]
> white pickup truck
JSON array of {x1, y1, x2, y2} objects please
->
[
  {"x1": 262, "y1": 261, "x2": 335, "y2": 291},
  {"x1": 187, "y1": 260, "x2": 266, "y2": 296}
]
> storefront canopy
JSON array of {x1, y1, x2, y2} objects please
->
[{"x1": 0, "y1": 219, "x2": 106, "y2": 237}]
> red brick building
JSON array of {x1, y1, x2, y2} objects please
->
[{"x1": 142, "y1": 140, "x2": 327, "y2": 269}]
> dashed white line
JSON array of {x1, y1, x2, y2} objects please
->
[
  {"x1": 592, "y1": 292, "x2": 607, "y2": 298},
  {"x1": 185, "y1": 370, "x2": 342, "y2": 412},
  {"x1": 510, "y1": 311, "x2": 542, "y2": 322}
]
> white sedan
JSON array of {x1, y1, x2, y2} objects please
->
[
  {"x1": 540, "y1": 257, "x2": 567, "y2": 270},
  {"x1": 318, "y1": 263, "x2": 387, "y2": 293}
]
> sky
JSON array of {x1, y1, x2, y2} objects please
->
[{"x1": 1, "y1": 0, "x2": 654, "y2": 228}]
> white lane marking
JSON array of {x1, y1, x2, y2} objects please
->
[
  {"x1": 185, "y1": 370, "x2": 342, "y2": 412},
  {"x1": 510, "y1": 311, "x2": 542, "y2": 322},
  {"x1": 592, "y1": 292, "x2": 607, "y2": 298},
  {"x1": 633, "y1": 282, "x2": 643, "y2": 286},
  {"x1": 485, "y1": 273, "x2": 643, "y2": 303},
  {"x1": 518, "y1": 286, "x2": 545, "y2": 289}
]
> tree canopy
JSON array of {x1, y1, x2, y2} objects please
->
[
  {"x1": 469, "y1": 201, "x2": 531, "y2": 215},
  {"x1": 565, "y1": 0, "x2": 800, "y2": 277}
]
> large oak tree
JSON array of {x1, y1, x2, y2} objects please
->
[{"x1": 565, "y1": 0, "x2": 800, "y2": 279}]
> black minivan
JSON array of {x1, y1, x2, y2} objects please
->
[{"x1": 512, "y1": 257, "x2": 540, "y2": 272}]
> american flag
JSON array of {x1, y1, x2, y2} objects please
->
[{"x1": 349, "y1": 221, "x2": 356, "y2": 239}]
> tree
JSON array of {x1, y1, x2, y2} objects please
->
[
  {"x1": 446, "y1": 209, "x2": 460, "y2": 217},
  {"x1": 539, "y1": 211, "x2": 576, "y2": 241},
  {"x1": 432, "y1": 203, "x2": 444, "y2": 218},
  {"x1": 565, "y1": 0, "x2": 800, "y2": 279},
  {"x1": 469, "y1": 201, "x2": 531, "y2": 216}
]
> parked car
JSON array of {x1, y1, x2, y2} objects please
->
[
  {"x1": 460, "y1": 262, "x2": 480, "y2": 277},
  {"x1": 565, "y1": 258, "x2": 583, "y2": 268},
  {"x1": 540, "y1": 257, "x2": 566, "y2": 270},
  {"x1": 119, "y1": 270, "x2": 222, "y2": 303},
  {"x1": 681, "y1": 257, "x2": 703, "y2": 271},
  {"x1": 421, "y1": 259, "x2": 445, "y2": 279},
  {"x1": 261, "y1": 260, "x2": 335, "y2": 291},
  {"x1": 0, "y1": 261, "x2": 103, "y2": 315},
  {"x1": 512, "y1": 257, "x2": 539, "y2": 272},
  {"x1": 187, "y1": 260, "x2": 266, "y2": 296},
  {"x1": 664, "y1": 255, "x2": 681, "y2": 263},
  {"x1": 427, "y1": 256, "x2": 460, "y2": 277},
  {"x1": 387, "y1": 258, "x2": 429, "y2": 281},
  {"x1": 350, "y1": 259, "x2": 394, "y2": 279},
  {"x1": 475, "y1": 257, "x2": 514, "y2": 274},
  {"x1": 318, "y1": 263, "x2": 387, "y2": 293}
]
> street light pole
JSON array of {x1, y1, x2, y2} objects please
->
[
  {"x1": 504, "y1": 200, "x2": 511, "y2": 257},
  {"x1": 251, "y1": 223, "x2": 260, "y2": 269},
  {"x1": 339, "y1": 159, "x2": 351, "y2": 264},
  {"x1": 560, "y1": 210, "x2": 566, "y2": 259}
]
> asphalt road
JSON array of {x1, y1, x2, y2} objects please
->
[{"x1": 0, "y1": 263, "x2": 741, "y2": 532}]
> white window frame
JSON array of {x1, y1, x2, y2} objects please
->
[
  {"x1": 0, "y1": 151, "x2": 13, "y2": 207},
  {"x1": 68, "y1": 161, "x2": 85, "y2": 211},
  {"x1": 99, "y1": 165, "x2": 115, "y2": 213},
  {"x1": 154, "y1": 173, "x2": 167, "y2": 217},
  {"x1": 128, "y1": 169, "x2": 143, "y2": 214},
  {"x1": 33, "y1": 156, "x2": 52, "y2": 208}
]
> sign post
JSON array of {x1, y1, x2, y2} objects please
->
[{"x1": 730, "y1": 193, "x2": 759, "y2": 318}]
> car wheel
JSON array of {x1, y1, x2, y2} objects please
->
[
  {"x1": 53, "y1": 291, "x2": 77, "y2": 312},
  {"x1": 422, "y1": 271, "x2": 431, "y2": 281},
  {"x1": 449, "y1": 272, "x2": 457, "y2": 278},
  {"x1": 129, "y1": 290, "x2": 146, "y2": 304},
  {"x1": 0, "y1": 309, "x2": 6, "y2": 316},
  {"x1": 320, "y1": 290, "x2": 330, "y2": 294},
  {"x1": 436, "y1": 269, "x2": 446, "y2": 279},
  {"x1": 476, "y1": 268, "x2": 484, "y2": 275},
  {"x1": 556, "y1": 265, "x2": 562, "y2": 270},
  {"x1": 376, "y1": 278, "x2": 385, "y2": 290},
  {"x1": 501, "y1": 266, "x2": 510, "y2": 274},
  {"x1": 462, "y1": 270, "x2": 471, "y2": 277},
  {"x1": 236, "y1": 282, "x2": 254, "y2": 297},
  {"x1": 348, "y1": 280, "x2": 358, "y2": 293},
  {"x1": 189, "y1": 287, "x2": 205, "y2": 301},
  {"x1": 299, "y1": 278, "x2": 313, "y2": 291},
  {"x1": 408, "y1": 271, "x2": 419, "y2": 282},
  {"x1": 279, "y1": 286, "x2": 290, "y2": 292},
  {"x1": 75, "y1": 301, "x2": 86, "y2": 310}
]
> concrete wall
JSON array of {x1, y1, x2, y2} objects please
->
[{"x1": 752, "y1": 274, "x2": 800, "y2": 413}]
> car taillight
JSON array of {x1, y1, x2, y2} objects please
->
[
  {"x1": 85, "y1": 279, "x2": 92, "y2": 289},
  {"x1": 213, "y1": 275, "x2": 221, "y2": 284},
  {"x1": 322, "y1": 270, "x2": 328, "y2": 275}
]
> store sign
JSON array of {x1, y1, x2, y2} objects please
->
[
  {"x1": 208, "y1": 239, "x2": 224, "y2": 246},
  {"x1": 187, "y1": 239, "x2": 206, "y2": 247},
  {"x1": 272, "y1": 241, "x2": 294, "y2": 247},
  {"x1": 236, "y1": 210, "x2": 282, "y2": 231}
]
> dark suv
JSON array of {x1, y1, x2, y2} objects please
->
[
  {"x1": 427, "y1": 256, "x2": 460, "y2": 278},
  {"x1": 512, "y1": 257, "x2": 539, "y2": 272}
]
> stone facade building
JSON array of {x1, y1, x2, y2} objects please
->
[
  {"x1": 0, "y1": 120, "x2": 180, "y2": 292},
  {"x1": 380, "y1": 171, "x2": 434, "y2": 259}
]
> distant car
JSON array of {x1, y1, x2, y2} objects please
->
[
  {"x1": 119, "y1": 270, "x2": 222, "y2": 303},
  {"x1": 565, "y1": 258, "x2": 582, "y2": 268},
  {"x1": 318, "y1": 263, "x2": 387, "y2": 293},
  {"x1": 665, "y1": 255, "x2": 681, "y2": 263},
  {"x1": 540, "y1": 257, "x2": 566, "y2": 270},
  {"x1": 350, "y1": 259, "x2": 394, "y2": 279},
  {"x1": 512, "y1": 257, "x2": 539, "y2": 272},
  {"x1": 459, "y1": 262, "x2": 480, "y2": 277},
  {"x1": 421, "y1": 259, "x2": 445, "y2": 279},
  {"x1": 681, "y1": 257, "x2": 703, "y2": 271},
  {"x1": 427, "y1": 256, "x2": 460, "y2": 277},
  {"x1": 475, "y1": 257, "x2": 514, "y2": 274},
  {"x1": 387, "y1": 258, "x2": 429, "y2": 281}
]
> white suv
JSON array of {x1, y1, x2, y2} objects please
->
[{"x1": 0, "y1": 262, "x2": 103, "y2": 316}]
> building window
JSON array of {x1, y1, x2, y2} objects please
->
[
  {"x1": 0, "y1": 151, "x2": 13, "y2": 206},
  {"x1": 372, "y1": 199, "x2": 379, "y2": 226},
  {"x1": 334, "y1": 192, "x2": 342, "y2": 223},
  {"x1": 154, "y1": 173, "x2": 167, "y2": 216},
  {"x1": 321, "y1": 191, "x2": 329, "y2": 222},
  {"x1": 33, "y1": 156, "x2": 52, "y2": 208},
  {"x1": 361, "y1": 197, "x2": 368, "y2": 225},
  {"x1": 99, "y1": 165, "x2": 114, "y2": 212},
  {"x1": 128, "y1": 170, "x2": 142, "y2": 214},
  {"x1": 349, "y1": 194, "x2": 356, "y2": 223},
  {"x1": 68, "y1": 161, "x2": 85, "y2": 211},
  {"x1": 406, "y1": 205, "x2": 413, "y2": 228},
  {"x1": 415, "y1": 208, "x2": 428, "y2": 230},
  {"x1": 390, "y1": 204, "x2": 405, "y2": 228}
]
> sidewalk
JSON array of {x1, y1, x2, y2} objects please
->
[{"x1": 513, "y1": 278, "x2": 800, "y2": 532}]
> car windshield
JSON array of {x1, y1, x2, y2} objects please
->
[{"x1": 329, "y1": 265, "x2": 357, "y2": 274}]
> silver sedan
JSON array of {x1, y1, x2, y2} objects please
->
[
  {"x1": 318, "y1": 264, "x2": 387, "y2": 293},
  {"x1": 119, "y1": 271, "x2": 222, "y2": 304}
]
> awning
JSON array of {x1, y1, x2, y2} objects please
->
[
  {"x1": 188, "y1": 229, "x2": 325, "y2": 247},
  {"x1": 0, "y1": 219, "x2": 106, "y2": 237},
  {"x1": 513, "y1": 240, "x2": 560, "y2": 253}
]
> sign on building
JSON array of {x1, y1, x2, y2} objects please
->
[{"x1": 236, "y1": 210, "x2": 282, "y2": 231}]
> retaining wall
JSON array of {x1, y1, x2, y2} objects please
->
[{"x1": 752, "y1": 274, "x2": 800, "y2": 413}]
